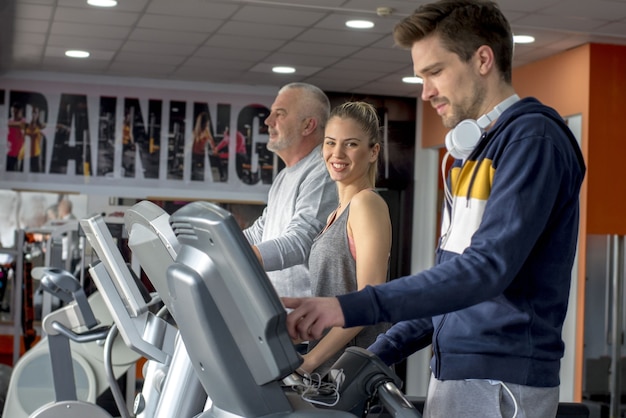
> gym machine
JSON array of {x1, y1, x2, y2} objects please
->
[
  {"x1": 81, "y1": 200, "x2": 420, "y2": 418},
  {"x1": 4, "y1": 199, "x2": 420, "y2": 418},
  {"x1": 2, "y1": 266, "x2": 139, "y2": 418}
]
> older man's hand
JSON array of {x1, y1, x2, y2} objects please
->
[{"x1": 282, "y1": 297, "x2": 345, "y2": 341}]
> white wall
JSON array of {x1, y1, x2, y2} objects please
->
[
  {"x1": 559, "y1": 113, "x2": 584, "y2": 402},
  {"x1": 405, "y1": 99, "x2": 439, "y2": 397}
]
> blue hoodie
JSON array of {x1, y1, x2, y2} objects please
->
[{"x1": 337, "y1": 97, "x2": 586, "y2": 387}]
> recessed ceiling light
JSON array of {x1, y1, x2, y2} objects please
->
[
  {"x1": 402, "y1": 76, "x2": 423, "y2": 84},
  {"x1": 272, "y1": 66, "x2": 296, "y2": 74},
  {"x1": 513, "y1": 35, "x2": 535, "y2": 44},
  {"x1": 65, "y1": 50, "x2": 90, "y2": 58},
  {"x1": 346, "y1": 20, "x2": 374, "y2": 29},
  {"x1": 87, "y1": 0, "x2": 118, "y2": 6}
]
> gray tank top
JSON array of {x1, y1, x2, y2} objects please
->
[{"x1": 307, "y1": 203, "x2": 390, "y2": 375}]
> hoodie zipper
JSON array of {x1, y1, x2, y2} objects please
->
[
  {"x1": 432, "y1": 313, "x2": 447, "y2": 377},
  {"x1": 433, "y1": 133, "x2": 487, "y2": 378}
]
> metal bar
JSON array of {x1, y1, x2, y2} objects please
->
[
  {"x1": 609, "y1": 235, "x2": 624, "y2": 418},
  {"x1": 12, "y1": 230, "x2": 25, "y2": 366},
  {"x1": 48, "y1": 333, "x2": 77, "y2": 401},
  {"x1": 606, "y1": 235, "x2": 612, "y2": 348}
]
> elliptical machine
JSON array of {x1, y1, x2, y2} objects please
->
[
  {"x1": 86, "y1": 200, "x2": 422, "y2": 418},
  {"x1": 20, "y1": 267, "x2": 113, "y2": 418},
  {"x1": 81, "y1": 210, "x2": 206, "y2": 418}
]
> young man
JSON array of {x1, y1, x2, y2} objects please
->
[
  {"x1": 283, "y1": 1, "x2": 586, "y2": 416},
  {"x1": 244, "y1": 82, "x2": 338, "y2": 298}
]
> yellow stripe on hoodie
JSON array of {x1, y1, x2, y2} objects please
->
[{"x1": 441, "y1": 159, "x2": 495, "y2": 255}]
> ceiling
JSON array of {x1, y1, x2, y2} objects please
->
[{"x1": 2, "y1": 0, "x2": 626, "y2": 98}]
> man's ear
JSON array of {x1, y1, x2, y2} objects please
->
[
  {"x1": 302, "y1": 117, "x2": 318, "y2": 136},
  {"x1": 475, "y1": 44, "x2": 495, "y2": 76}
]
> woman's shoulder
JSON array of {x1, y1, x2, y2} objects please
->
[
  {"x1": 351, "y1": 188, "x2": 386, "y2": 206},
  {"x1": 349, "y1": 189, "x2": 389, "y2": 219}
]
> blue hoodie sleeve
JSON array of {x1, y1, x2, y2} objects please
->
[{"x1": 367, "y1": 318, "x2": 434, "y2": 366}]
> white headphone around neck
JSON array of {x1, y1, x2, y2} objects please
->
[{"x1": 445, "y1": 94, "x2": 520, "y2": 160}]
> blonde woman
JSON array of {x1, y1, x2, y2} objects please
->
[{"x1": 300, "y1": 101, "x2": 391, "y2": 375}]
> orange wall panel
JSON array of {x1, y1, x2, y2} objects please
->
[
  {"x1": 587, "y1": 44, "x2": 626, "y2": 235},
  {"x1": 421, "y1": 102, "x2": 447, "y2": 148},
  {"x1": 513, "y1": 45, "x2": 591, "y2": 118}
]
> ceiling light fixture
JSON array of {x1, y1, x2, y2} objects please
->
[
  {"x1": 376, "y1": 7, "x2": 394, "y2": 17},
  {"x1": 346, "y1": 20, "x2": 374, "y2": 29},
  {"x1": 65, "y1": 50, "x2": 90, "y2": 58},
  {"x1": 402, "y1": 76, "x2": 423, "y2": 84},
  {"x1": 513, "y1": 35, "x2": 535, "y2": 44},
  {"x1": 272, "y1": 66, "x2": 296, "y2": 74},
  {"x1": 87, "y1": 0, "x2": 118, "y2": 6}
]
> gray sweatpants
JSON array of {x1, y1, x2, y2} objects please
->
[{"x1": 424, "y1": 374, "x2": 559, "y2": 418}]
